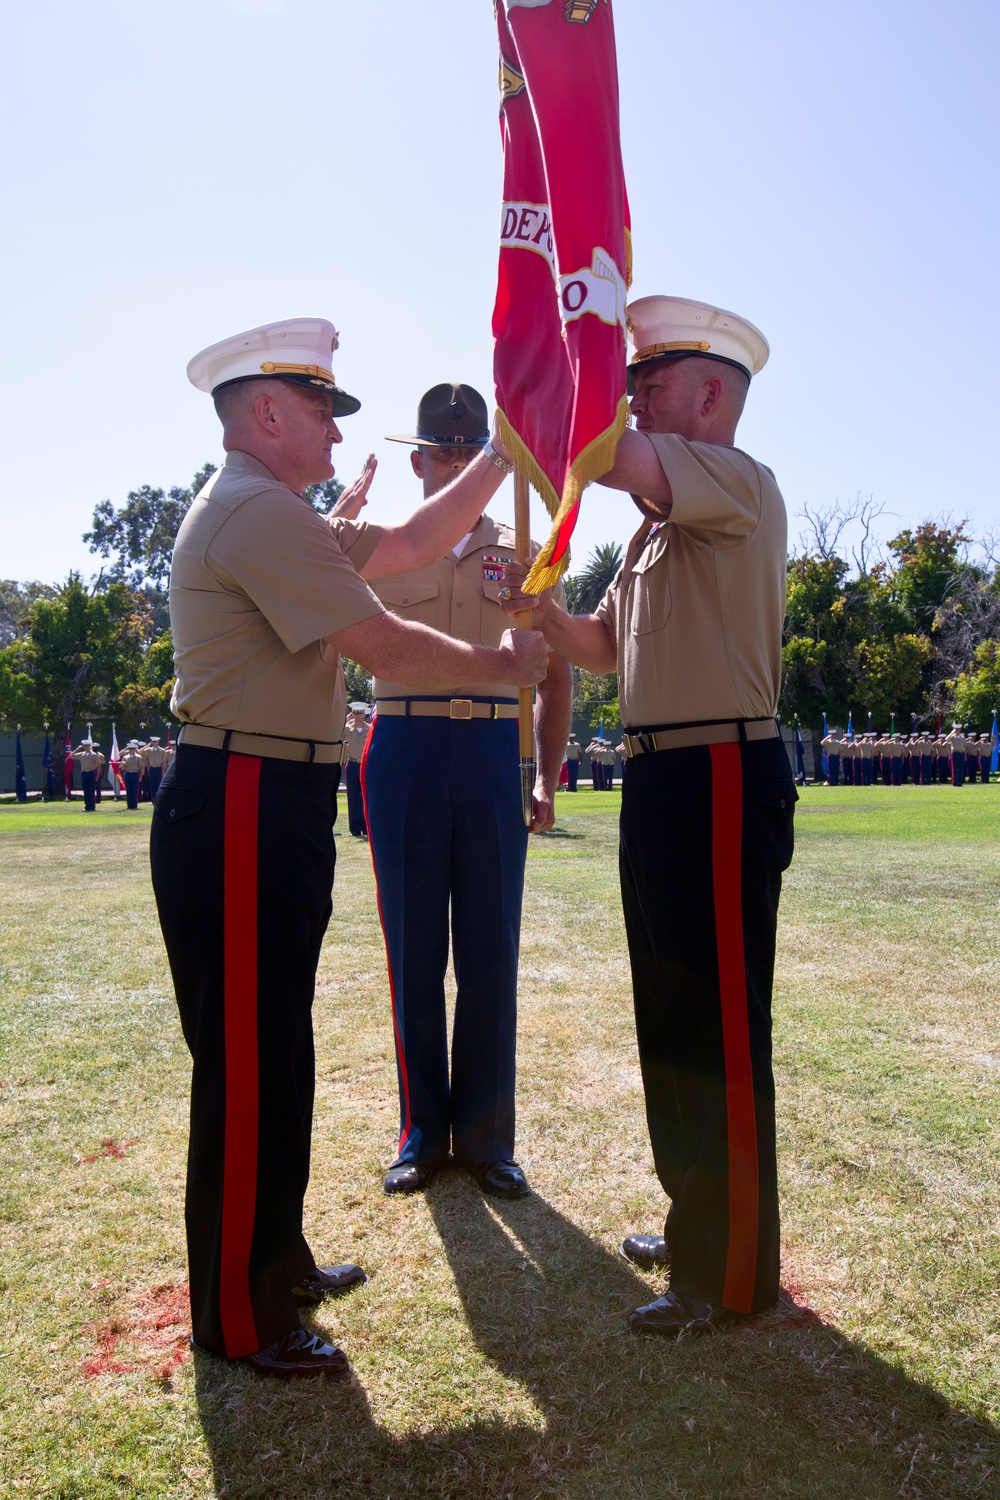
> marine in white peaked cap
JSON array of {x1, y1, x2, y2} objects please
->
[
  {"x1": 494, "y1": 293, "x2": 794, "y2": 1339},
  {"x1": 149, "y1": 316, "x2": 549, "y2": 1379}
]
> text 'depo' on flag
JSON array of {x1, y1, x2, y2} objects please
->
[{"x1": 493, "y1": 0, "x2": 631, "y2": 592}]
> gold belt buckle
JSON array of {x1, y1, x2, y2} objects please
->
[{"x1": 450, "y1": 699, "x2": 473, "y2": 720}]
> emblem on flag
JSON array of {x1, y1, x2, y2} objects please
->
[{"x1": 493, "y1": 0, "x2": 631, "y2": 593}]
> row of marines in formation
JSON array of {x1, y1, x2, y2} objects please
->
[
  {"x1": 821, "y1": 727, "x2": 995, "y2": 786},
  {"x1": 70, "y1": 736, "x2": 174, "y2": 810}
]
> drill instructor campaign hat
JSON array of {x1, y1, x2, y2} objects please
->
[
  {"x1": 385, "y1": 382, "x2": 489, "y2": 447},
  {"x1": 626, "y1": 296, "x2": 769, "y2": 389},
  {"x1": 187, "y1": 318, "x2": 361, "y2": 417}
]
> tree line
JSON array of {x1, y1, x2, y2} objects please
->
[{"x1": 2, "y1": 477, "x2": 997, "y2": 744}]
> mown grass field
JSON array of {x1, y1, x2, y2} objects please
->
[{"x1": 1, "y1": 783, "x2": 998, "y2": 1499}]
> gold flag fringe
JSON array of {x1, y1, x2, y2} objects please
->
[{"x1": 506, "y1": 393, "x2": 630, "y2": 595}]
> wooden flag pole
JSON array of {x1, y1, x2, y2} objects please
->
[{"x1": 514, "y1": 468, "x2": 535, "y2": 829}]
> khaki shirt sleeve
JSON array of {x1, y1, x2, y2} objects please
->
[
  {"x1": 594, "y1": 570, "x2": 621, "y2": 637},
  {"x1": 329, "y1": 516, "x2": 383, "y2": 572},
  {"x1": 209, "y1": 492, "x2": 385, "y2": 655},
  {"x1": 643, "y1": 433, "x2": 763, "y2": 543}
]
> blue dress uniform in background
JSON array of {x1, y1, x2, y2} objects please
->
[
  {"x1": 143, "y1": 737, "x2": 168, "y2": 800},
  {"x1": 565, "y1": 736, "x2": 582, "y2": 790},
  {"x1": 342, "y1": 708, "x2": 369, "y2": 836},
  {"x1": 73, "y1": 742, "x2": 101, "y2": 811},
  {"x1": 120, "y1": 742, "x2": 144, "y2": 809}
]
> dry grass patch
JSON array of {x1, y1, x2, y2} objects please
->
[{"x1": 1, "y1": 787, "x2": 999, "y2": 1498}]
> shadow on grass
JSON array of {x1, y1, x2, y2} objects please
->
[{"x1": 193, "y1": 1175, "x2": 1000, "y2": 1499}]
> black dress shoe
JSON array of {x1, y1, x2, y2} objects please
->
[
  {"x1": 190, "y1": 1328, "x2": 351, "y2": 1380},
  {"x1": 459, "y1": 1159, "x2": 530, "y2": 1199},
  {"x1": 383, "y1": 1160, "x2": 444, "y2": 1195},
  {"x1": 291, "y1": 1263, "x2": 368, "y2": 1304},
  {"x1": 620, "y1": 1233, "x2": 670, "y2": 1270},
  {"x1": 628, "y1": 1289, "x2": 747, "y2": 1338}
]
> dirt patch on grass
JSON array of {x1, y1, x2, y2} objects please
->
[{"x1": 83, "y1": 1281, "x2": 190, "y2": 1382}]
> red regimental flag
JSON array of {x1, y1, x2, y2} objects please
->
[{"x1": 493, "y1": 0, "x2": 631, "y2": 593}]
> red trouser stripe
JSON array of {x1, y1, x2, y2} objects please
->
[
  {"x1": 360, "y1": 724, "x2": 413, "y2": 1152},
  {"x1": 220, "y1": 754, "x2": 262, "y2": 1358},
  {"x1": 710, "y1": 742, "x2": 759, "y2": 1314}
]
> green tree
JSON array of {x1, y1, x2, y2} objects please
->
[
  {"x1": 564, "y1": 542, "x2": 623, "y2": 615},
  {"x1": 573, "y1": 668, "x2": 620, "y2": 738},
  {"x1": 949, "y1": 640, "x2": 1000, "y2": 729},
  {"x1": 301, "y1": 478, "x2": 345, "y2": 514},
  {"x1": 781, "y1": 556, "x2": 932, "y2": 729},
  {"x1": 0, "y1": 574, "x2": 151, "y2": 733},
  {"x1": 118, "y1": 629, "x2": 177, "y2": 724},
  {"x1": 0, "y1": 580, "x2": 58, "y2": 646},
  {"x1": 342, "y1": 656, "x2": 372, "y2": 705},
  {"x1": 888, "y1": 521, "x2": 970, "y2": 629}
]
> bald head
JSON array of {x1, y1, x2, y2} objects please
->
[
  {"x1": 630, "y1": 355, "x2": 750, "y2": 444},
  {"x1": 212, "y1": 377, "x2": 343, "y2": 494}
]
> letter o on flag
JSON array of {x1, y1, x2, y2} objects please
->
[{"x1": 561, "y1": 280, "x2": 588, "y2": 314}]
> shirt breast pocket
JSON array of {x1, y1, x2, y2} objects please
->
[
  {"x1": 480, "y1": 577, "x2": 511, "y2": 646},
  {"x1": 378, "y1": 580, "x2": 440, "y2": 628},
  {"x1": 628, "y1": 544, "x2": 671, "y2": 636}
]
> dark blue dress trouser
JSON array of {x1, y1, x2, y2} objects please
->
[
  {"x1": 81, "y1": 770, "x2": 96, "y2": 811},
  {"x1": 124, "y1": 771, "x2": 139, "y2": 809},
  {"x1": 362, "y1": 712, "x2": 529, "y2": 1166},
  {"x1": 345, "y1": 758, "x2": 367, "y2": 835},
  {"x1": 567, "y1": 760, "x2": 579, "y2": 791}
]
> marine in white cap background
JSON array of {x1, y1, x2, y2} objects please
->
[
  {"x1": 495, "y1": 292, "x2": 795, "y2": 1340},
  {"x1": 149, "y1": 315, "x2": 549, "y2": 1380}
]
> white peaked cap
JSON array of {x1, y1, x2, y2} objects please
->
[
  {"x1": 186, "y1": 318, "x2": 361, "y2": 416},
  {"x1": 626, "y1": 296, "x2": 770, "y2": 381}
]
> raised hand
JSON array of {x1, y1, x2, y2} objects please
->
[{"x1": 331, "y1": 453, "x2": 377, "y2": 519}]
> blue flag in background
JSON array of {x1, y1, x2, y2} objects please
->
[
  {"x1": 794, "y1": 723, "x2": 806, "y2": 783},
  {"x1": 821, "y1": 712, "x2": 829, "y2": 777},
  {"x1": 15, "y1": 729, "x2": 27, "y2": 802},
  {"x1": 847, "y1": 711, "x2": 854, "y2": 743},
  {"x1": 598, "y1": 719, "x2": 604, "y2": 741},
  {"x1": 991, "y1": 709, "x2": 998, "y2": 775},
  {"x1": 41, "y1": 731, "x2": 54, "y2": 798}
]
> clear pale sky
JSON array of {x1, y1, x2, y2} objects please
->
[{"x1": 2, "y1": 0, "x2": 997, "y2": 583}]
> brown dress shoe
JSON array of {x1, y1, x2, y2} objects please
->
[{"x1": 291, "y1": 1263, "x2": 368, "y2": 1304}]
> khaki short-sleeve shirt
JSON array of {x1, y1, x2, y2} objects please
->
[
  {"x1": 595, "y1": 434, "x2": 787, "y2": 729},
  {"x1": 75, "y1": 751, "x2": 101, "y2": 772},
  {"x1": 367, "y1": 512, "x2": 563, "y2": 700},
  {"x1": 169, "y1": 450, "x2": 384, "y2": 741}
]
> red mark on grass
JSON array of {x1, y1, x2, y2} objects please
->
[
  {"x1": 82, "y1": 1282, "x2": 191, "y2": 1381},
  {"x1": 750, "y1": 1280, "x2": 827, "y2": 1332},
  {"x1": 79, "y1": 1137, "x2": 140, "y2": 1164}
]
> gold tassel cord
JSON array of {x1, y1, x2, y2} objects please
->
[{"x1": 520, "y1": 393, "x2": 630, "y2": 594}]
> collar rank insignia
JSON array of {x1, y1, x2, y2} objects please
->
[{"x1": 482, "y1": 555, "x2": 506, "y2": 582}]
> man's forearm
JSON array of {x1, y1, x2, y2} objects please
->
[
  {"x1": 534, "y1": 654, "x2": 572, "y2": 787},
  {"x1": 594, "y1": 429, "x2": 673, "y2": 515},
  {"x1": 360, "y1": 450, "x2": 506, "y2": 578},
  {"x1": 333, "y1": 612, "x2": 509, "y2": 692},
  {"x1": 538, "y1": 605, "x2": 617, "y2": 674}
]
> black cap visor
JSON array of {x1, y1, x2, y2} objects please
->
[{"x1": 212, "y1": 373, "x2": 361, "y2": 417}]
